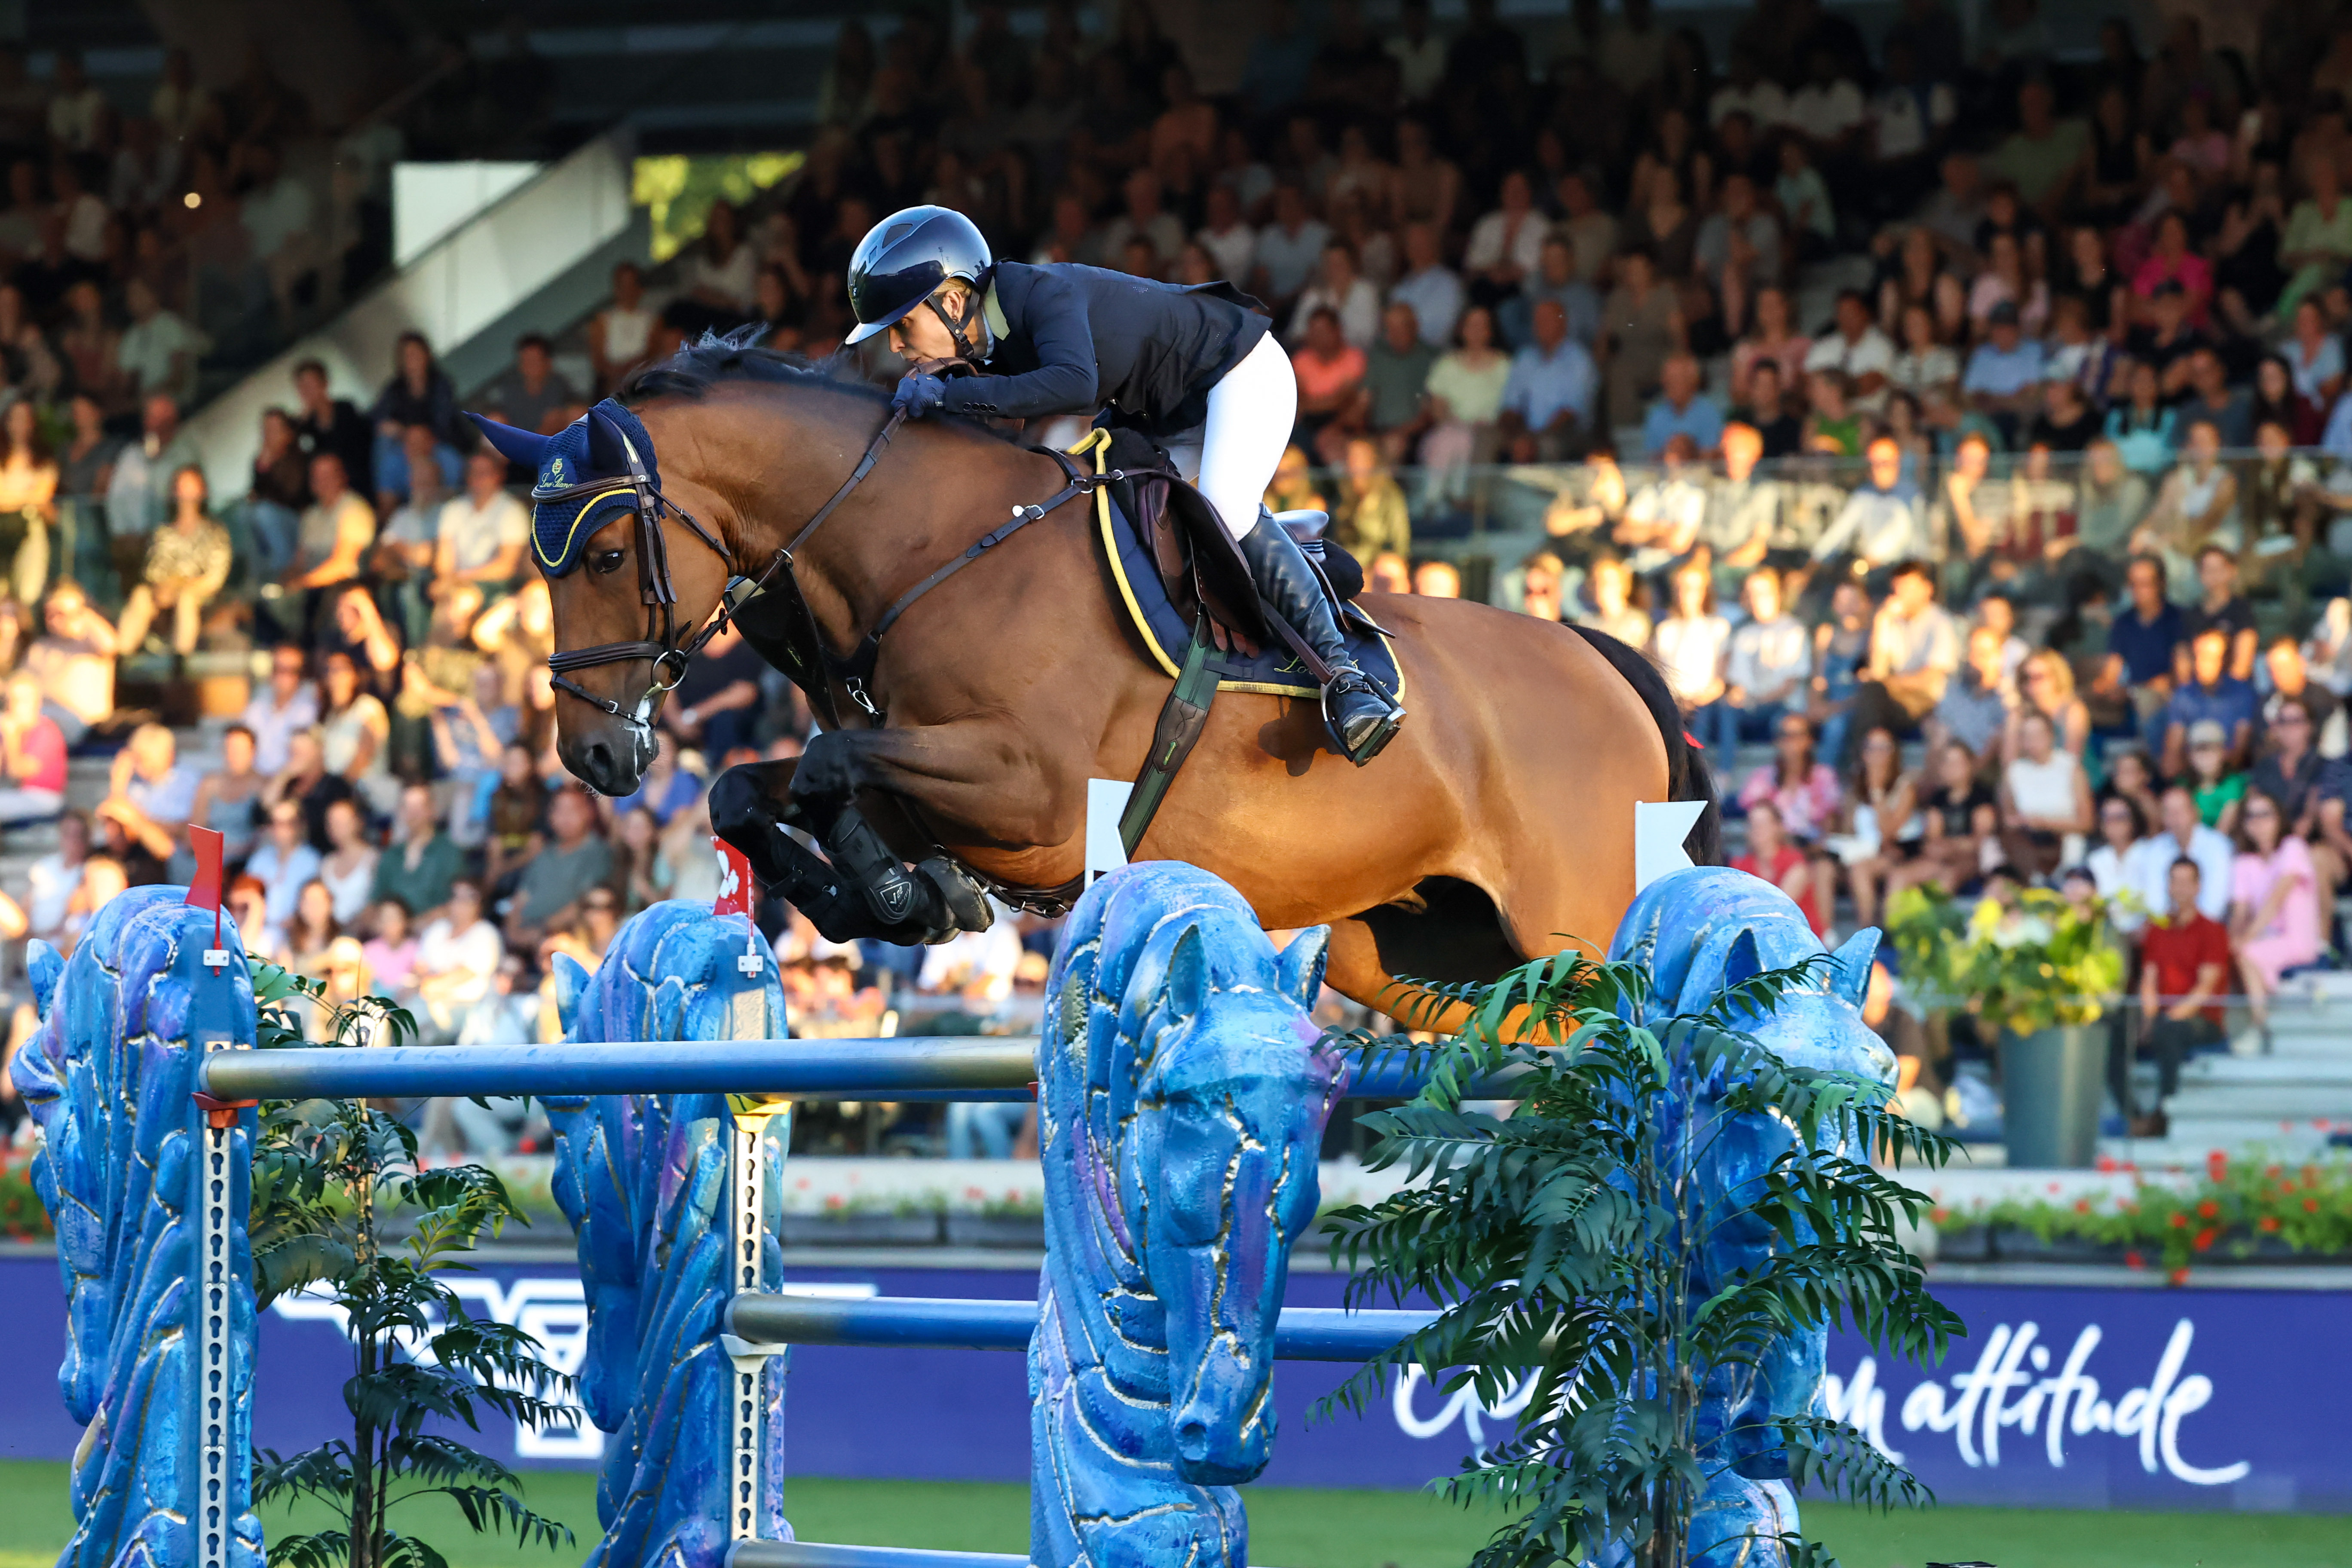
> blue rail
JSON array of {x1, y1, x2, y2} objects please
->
[
  {"x1": 723, "y1": 1294, "x2": 1437, "y2": 1361},
  {"x1": 194, "y1": 1038, "x2": 1524, "y2": 1104},
  {"x1": 729, "y1": 1545, "x2": 1023, "y2": 1568}
]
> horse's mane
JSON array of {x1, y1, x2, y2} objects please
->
[{"x1": 616, "y1": 325, "x2": 887, "y2": 409}]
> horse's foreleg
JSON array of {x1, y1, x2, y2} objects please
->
[
  {"x1": 708, "y1": 760, "x2": 962, "y2": 944},
  {"x1": 779, "y1": 732, "x2": 999, "y2": 940}
]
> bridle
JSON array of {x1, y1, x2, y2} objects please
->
[{"x1": 539, "y1": 396, "x2": 1124, "y2": 747}]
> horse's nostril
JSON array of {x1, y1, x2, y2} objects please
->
[{"x1": 1176, "y1": 1419, "x2": 1208, "y2": 1459}]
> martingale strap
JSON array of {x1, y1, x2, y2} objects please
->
[{"x1": 1116, "y1": 616, "x2": 1220, "y2": 856}]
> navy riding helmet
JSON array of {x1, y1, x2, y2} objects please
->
[{"x1": 844, "y1": 205, "x2": 993, "y2": 346}]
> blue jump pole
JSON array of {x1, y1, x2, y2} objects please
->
[
  {"x1": 723, "y1": 1295, "x2": 1437, "y2": 1360},
  {"x1": 194, "y1": 1039, "x2": 1523, "y2": 1104}
]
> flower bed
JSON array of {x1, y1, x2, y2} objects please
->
[
  {"x1": 0, "y1": 1154, "x2": 48, "y2": 1240},
  {"x1": 1930, "y1": 1152, "x2": 2352, "y2": 1282}
]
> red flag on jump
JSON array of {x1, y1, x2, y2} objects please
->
[
  {"x1": 185, "y1": 824, "x2": 227, "y2": 967},
  {"x1": 712, "y1": 836, "x2": 755, "y2": 919}
]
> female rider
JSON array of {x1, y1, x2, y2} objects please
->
[{"x1": 844, "y1": 205, "x2": 1404, "y2": 764}]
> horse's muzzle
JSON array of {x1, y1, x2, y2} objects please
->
[
  {"x1": 564, "y1": 729, "x2": 648, "y2": 799},
  {"x1": 1171, "y1": 1341, "x2": 1272, "y2": 1485}
]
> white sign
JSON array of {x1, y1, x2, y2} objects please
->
[
  {"x1": 1634, "y1": 800, "x2": 1708, "y2": 892},
  {"x1": 1084, "y1": 778, "x2": 1134, "y2": 885}
]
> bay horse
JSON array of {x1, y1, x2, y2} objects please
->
[{"x1": 509, "y1": 337, "x2": 1715, "y2": 1027}]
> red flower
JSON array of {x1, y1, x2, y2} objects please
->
[
  {"x1": 2266, "y1": 1164, "x2": 2285, "y2": 1179},
  {"x1": 2125, "y1": 1250, "x2": 2146, "y2": 1269},
  {"x1": 2306, "y1": 1196, "x2": 2322, "y2": 1213},
  {"x1": 2097, "y1": 1155, "x2": 2118, "y2": 1173},
  {"x1": 2074, "y1": 1198, "x2": 2092, "y2": 1214},
  {"x1": 2258, "y1": 1216, "x2": 2281, "y2": 1233},
  {"x1": 2170, "y1": 1266, "x2": 2191, "y2": 1285},
  {"x1": 824, "y1": 1193, "x2": 845, "y2": 1211},
  {"x1": 2169, "y1": 1212, "x2": 2190, "y2": 1229},
  {"x1": 1930, "y1": 1206, "x2": 1949, "y2": 1223},
  {"x1": 2207, "y1": 1151, "x2": 2230, "y2": 1179},
  {"x1": 2193, "y1": 1228, "x2": 2217, "y2": 1252},
  {"x1": 2198, "y1": 1200, "x2": 2220, "y2": 1220}
]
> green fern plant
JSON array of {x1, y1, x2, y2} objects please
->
[
  {"x1": 245, "y1": 960, "x2": 576, "y2": 1568},
  {"x1": 1323, "y1": 952, "x2": 1963, "y2": 1568}
]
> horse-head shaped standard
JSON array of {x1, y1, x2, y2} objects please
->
[{"x1": 1033, "y1": 862, "x2": 1339, "y2": 1568}]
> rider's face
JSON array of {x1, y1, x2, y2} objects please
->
[{"x1": 889, "y1": 291, "x2": 965, "y2": 362}]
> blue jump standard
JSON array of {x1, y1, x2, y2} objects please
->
[
  {"x1": 193, "y1": 1038, "x2": 1519, "y2": 1102},
  {"x1": 725, "y1": 1294, "x2": 1437, "y2": 1360}
]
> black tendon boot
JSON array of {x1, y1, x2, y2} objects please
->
[{"x1": 1238, "y1": 511, "x2": 1404, "y2": 763}]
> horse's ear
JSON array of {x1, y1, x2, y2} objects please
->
[
  {"x1": 468, "y1": 412, "x2": 551, "y2": 471},
  {"x1": 1274, "y1": 926, "x2": 1329, "y2": 1010},
  {"x1": 551, "y1": 952, "x2": 592, "y2": 1037},
  {"x1": 1827, "y1": 928, "x2": 1880, "y2": 1011},
  {"x1": 1166, "y1": 922, "x2": 1208, "y2": 1021},
  {"x1": 1721, "y1": 928, "x2": 1763, "y2": 993},
  {"x1": 586, "y1": 404, "x2": 637, "y2": 477}
]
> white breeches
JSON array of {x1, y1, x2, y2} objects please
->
[{"x1": 1161, "y1": 332, "x2": 1296, "y2": 541}]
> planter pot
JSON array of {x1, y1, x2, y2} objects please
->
[
  {"x1": 779, "y1": 1213, "x2": 941, "y2": 1246},
  {"x1": 2001, "y1": 1024, "x2": 2105, "y2": 1169},
  {"x1": 942, "y1": 1213, "x2": 1046, "y2": 1248},
  {"x1": 1930, "y1": 1224, "x2": 1992, "y2": 1262},
  {"x1": 1989, "y1": 1227, "x2": 2128, "y2": 1265}
]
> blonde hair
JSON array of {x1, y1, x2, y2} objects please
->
[{"x1": 2023, "y1": 646, "x2": 2076, "y2": 708}]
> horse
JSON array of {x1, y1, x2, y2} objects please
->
[
  {"x1": 10, "y1": 886, "x2": 265, "y2": 1568},
  {"x1": 1608, "y1": 867, "x2": 1895, "y2": 1568},
  {"x1": 488, "y1": 334, "x2": 1715, "y2": 1029},
  {"x1": 545, "y1": 898, "x2": 793, "y2": 1568},
  {"x1": 1030, "y1": 862, "x2": 1339, "y2": 1568}
]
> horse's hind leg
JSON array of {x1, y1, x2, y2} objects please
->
[{"x1": 709, "y1": 760, "x2": 968, "y2": 943}]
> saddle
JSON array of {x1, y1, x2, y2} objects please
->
[{"x1": 1090, "y1": 427, "x2": 1367, "y2": 661}]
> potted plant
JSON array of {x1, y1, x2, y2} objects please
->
[{"x1": 1885, "y1": 884, "x2": 2126, "y2": 1168}]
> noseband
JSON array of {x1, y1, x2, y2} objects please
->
[{"x1": 542, "y1": 399, "x2": 1132, "y2": 742}]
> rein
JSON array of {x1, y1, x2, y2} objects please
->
[{"x1": 548, "y1": 400, "x2": 1155, "y2": 735}]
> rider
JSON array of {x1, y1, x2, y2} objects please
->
[{"x1": 844, "y1": 205, "x2": 1405, "y2": 765}]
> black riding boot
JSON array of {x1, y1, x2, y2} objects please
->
[{"x1": 1238, "y1": 512, "x2": 1404, "y2": 764}]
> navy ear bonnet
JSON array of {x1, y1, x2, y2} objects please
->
[{"x1": 467, "y1": 399, "x2": 660, "y2": 577}]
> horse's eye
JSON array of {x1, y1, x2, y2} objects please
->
[{"x1": 592, "y1": 549, "x2": 626, "y2": 575}]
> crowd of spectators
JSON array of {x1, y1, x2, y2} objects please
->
[{"x1": 16, "y1": 1, "x2": 2352, "y2": 1152}]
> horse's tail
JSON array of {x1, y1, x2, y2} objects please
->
[{"x1": 1570, "y1": 625, "x2": 1722, "y2": 867}]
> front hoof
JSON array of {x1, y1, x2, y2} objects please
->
[{"x1": 917, "y1": 856, "x2": 995, "y2": 933}]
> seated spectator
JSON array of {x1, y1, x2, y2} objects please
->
[
  {"x1": 2162, "y1": 625, "x2": 2259, "y2": 778},
  {"x1": 2093, "y1": 552, "x2": 2181, "y2": 745},
  {"x1": 1616, "y1": 435, "x2": 1709, "y2": 567},
  {"x1": 0, "y1": 668, "x2": 65, "y2": 824},
  {"x1": 281, "y1": 451, "x2": 375, "y2": 643},
  {"x1": 318, "y1": 649, "x2": 395, "y2": 818},
  {"x1": 1694, "y1": 173, "x2": 1781, "y2": 333},
  {"x1": 1252, "y1": 183, "x2": 1330, "y2": 317},
  {"x1": 2103, "y1": 361, "x2": 2179, "y2": 477},
  {"x1": 369, "y1": 785, "x2": 461, "y2": 921},
  {"x1": 1601, "y1": 248, "x2": 1680, "y2": 430},
  {"x1": 1387, "y1": 220, "x2": 1462, "y2": 350},
  {"x1": 435, "y1": 449, "x2": 529, "y2": 598},
  {"x1": 105, "y1": 395, "x2": 199, "y2": 585},
  {"x1": 1640, "y1": 353, "x2": 1724, "y2": 458},
  {"x1": 2251, "y1": 694, "x2": 2343, "y2": 890},
  {"x1": 247, "y1": 799, "x2": 321, "y2": 941},
  {"x1": 539, "y1": 883, "x2": 623, "y2": 977},
  {"x1": 2178, "y1": 544, "x2": 2259, "y2": 684},
  {"x1": 1462, "y1": 168, "x2": 1547, "y2": 307},
  {"x1": 1574, "y1": 553, "x2": 1651, "y2": 647},
  {"x1": 1813, "y1": 439, "x2": 1930, "y2": 570},
  {"x1": 1330, "y1": 437, "x2": 1410, "y2": 564},
  {"x1": 2178, "y1": 346, "x2": 2251, "y2": 451},
  {"x1": 1362, "y1": 302, "x2": 1436, "y2": 460},
  {"x1": 1960, "y1": 303, "x2": 2043, "y2": 442},
  {"x1": 266, "y1": 728, "x2": 357, "y2": 852},
  {"x1": 1829, "y1": 725, "x2": 1918, "y2": 931},
  {"x1": 1288, "y1": 239, "x2": 1381, "y2": 349},
  {"x1": 369, "y1": 332, "x2": 461, "y2": 513},
  {"x1": 2027, "y1": 377, "x2": 2099, "y2": 453},
  {"x1": 608, "y1": 742, "x2": 702, "y2": 827},
  {"x1": 24, "y1": 811, "x2": 89, "y2": 948},
  {"x1": 95, "y1": 722, "x2": 196, "y2": 885},
  {"x1": 2231, "y1": 790, "x2": 2321, "y2": 1039},
  {"x1": 1651, "y1": 557, "x2": 1728, "y2": 720},
  {"x1": 1886, "y1": 302, "x2": 1960, "y2": 410},
  {"x1": 1737, "y1": 712, "x2": 1842, "y2": 845},
  {"x1": 1497, "y1": 236, "x2": 1599, "y2": 353},
  {"x1": 241, "y1": 646, "x2": 317, "y2": 776},
  {"x1": 1416, "y1": 305, "x2": 1509, "y2": 500},
  {"x1": 1496, "y1": 297, "x2": 1597, "y2": 462},
  {"x1": 361, "y1": 899, "x2": 419, "y2": 1005},
  {"x1": 661, "y1": 619, "x2": 765, "y2": 763},
  {"x1": 1739, "y1": 361, "x2": 1802, "y2": 459},
  {"x1": 1928, "y1": 623, "x2": 2013, "y2": 761},
  {"x1": 588, "y1": 261, "x2": 655, "y2": 395},
  {"x1": 482, "y1": 333, "x2": 579, "y2": 437},
  {"x1": 1803, "y1": 291, "x2": 1893, "y2": 410},
  {"x1": 1732, "y1": 800, "x2": 1825, "y2": 934},
  {"x1": 506, "y1": 786, "x2": 614, "y2": 949},
  {"x1": 2181, "y1": 719, "x2": 2247, "y2": 835},
  {"x1": 1711, "y1": 567, "x2": 1807, "y2": 762},
  {"x1": 114, "y1": 277, "x2": 206, "y2": 407},
  {"x1": 1292, "y1": 307, "x2": 1367, "y2": 456},
  {"x1": 2266, "y1": 638, "x2": 2349, "y2": 756},
  {"x1": 189, "y1": 723, "x2": 265, "y2": 870},
  {"x1": 2006, "y1": 647, "x2": 2089, "y2": 761},
  {"x1": 291, "y1": 358, "x2": 373, "y2": 499},
  {"x1": 1775, "y1": 136, "x2": 1837, "y2": 261},
  {"x1": 2084, "y1": 793, "x2": 2152, "y2": 919},
  {"x1": 1840, "y1": 560, "x2": 1961, "y2": 760},
  {"x1": 412, "y1": 879, "x2": 503, "y2": 1043},
  {"x1": 1194, "y1": 185, "x2": 1256, "y2": 286},
  {"x1": 117, "y1": 465, "x2": 230, "y2": 655},
  {"x1": 60, "y1": 856, "x2": 129, "y2": 959},
  {"x1": 2135, "y1": 424, "x2": 2240, "y2": 592},
  {"x1": 432, "y1": 665, "x2": 518, "y2": 846},
  {"x1": 1999, "y1": 709, "x2": 2093, "y2": 875},
  {"x1": 1729, "y1": 286, "x2": 1810, "y2": 410},
  {"x1": 23, "y1": 582, "x2": 113, "y2": 748},
  {"x1": 2127, "y1": 853, "x2": 2231, "y2": 1136},
  {"x1": 2138, "y1": 783, "x2": 2236, "y2": 919},
  {"x1": 1411, "y1": 560, "x2": 1461, "y2": 597},
  {"x1": 1891, "y1": 739, "x2": 1997, "y2": 896},
  {"x1": 656, "y1": 798, "x2": 724, "y2": 903}
]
